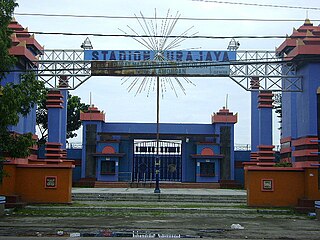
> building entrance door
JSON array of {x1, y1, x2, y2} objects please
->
[{"x1": 133, "y1": 140, "x2": 182, "y2": 182}]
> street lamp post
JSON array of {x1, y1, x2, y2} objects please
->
[
  {"x1": 119, "y1": 10, "x2": 195, "y2": 193},
  {"x1": 154, "y1": 75, "x2": 161, "y2": 193}
]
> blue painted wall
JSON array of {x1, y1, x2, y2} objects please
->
[
  {"x1": 234, "y1": 150, "x2": 250, "y2": 186},
  {"x1": 67, "y1": 148, "x2": 82, "y2": 182},
  {"x1": 282, "y1": 91, "x2": 297, "y2": 140},
  {"x1": 102, "y1": 122, "x2": 216, "y2": 135},
  {"x1": 295, "y1": 63, "x2": 320, "y2": 137},
  {"x1": 281, "y1": 63, "x2": 320, "y2": 162},
  {"x1": 182, "y1": 139, "x2": 196, "y2": 182},
  {"x1": 37, "y1": 147, "x2": 83, "y2": 182},
  {"x1": 282, "y1": 63, "x2": 320, "y2": 139},
  {"x1": 2, "y1": 66, "x2": 37, "y2": 135}
]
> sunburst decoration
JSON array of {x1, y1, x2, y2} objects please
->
[{"x1": 119, "y1": 9, "x2": 197, "y2": 97}]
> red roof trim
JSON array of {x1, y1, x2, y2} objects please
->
[{"x1": 9, "y1": 46, "x2": 36, "y2": 62}]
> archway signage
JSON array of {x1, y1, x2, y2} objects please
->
[
  {"x1": 84, "y1": 50, "x2": 236, "y2": 77},
  {"x1": 34, "y1": 49, "x2": 302, "y2": 91}
]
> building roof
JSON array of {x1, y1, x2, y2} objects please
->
[{"x1": 276, "y1": 19, "x2": 320, "y2": 60}]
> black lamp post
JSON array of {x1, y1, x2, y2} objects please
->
[{"x1": 154, "y1": 75, "x2": 161, "y2": 193}]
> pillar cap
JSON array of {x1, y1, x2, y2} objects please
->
[
  {"x1": 80, "y1": 105, "x2": 105, "y2": 122},
  {"x1": 211, "y1": 107, "x2": 237, "y2": 124},
  {"x1": 46, "y1": 90, "x2": 64, "y2": 108}
]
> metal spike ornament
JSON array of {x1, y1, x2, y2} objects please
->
[
  {"x1": 119, "y1": 9, "x2": 197, "y2": 97},
  {"x1": 120, "y1": 9, "x2": 197, "y2": 193}
]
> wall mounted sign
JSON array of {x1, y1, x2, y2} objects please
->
[
  {"x1": 91, "y1": 60, "x2": 230, "y2": 77},
  {"x1": 45, "y1": 176, "x2": 57, "y2": 189},
  {"x1": 261, "y1": 179, "x2": 274, "y2": 192}
]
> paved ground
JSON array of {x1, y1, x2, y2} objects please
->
[
  {"x1": 0, "y1": 188, "x2": 319, "y2": 239},
  {"x1": 1, "y1": 213, "x2": 319, "y2": 239}
]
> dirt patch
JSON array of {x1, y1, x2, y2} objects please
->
[{"x1": 0, "y1": 212, "x2": 319, "y2": 239}]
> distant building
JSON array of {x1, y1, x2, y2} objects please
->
[{"x1": 79, "y1": 106, "x2": 239, "y2": 186}]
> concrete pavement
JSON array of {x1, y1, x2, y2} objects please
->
[{"x1": 1, "y1": 188, "x2": 319, "y2": 239}]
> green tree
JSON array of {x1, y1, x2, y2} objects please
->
[
  {"x1": 36, "y1": 92, "x2": 89, "y2": 143},
  {"x1": 66, "y1": 94, "x2": 90, "y2": 139},
  {"x1": 0, "y1": 0, "x2": 46, "y2": 183},
  {"x1": 0, "y1": 0, "x2": 17, "y2": 79},
  {"x1": 0, "y1": 73, "x2": 46, "y2": 182}
]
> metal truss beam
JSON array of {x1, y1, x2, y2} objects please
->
[
  {"x1": 34, "y1": 49, "x2": 302, "y2": 92},
  {"x1": 230, "y1": 51, "x2": 302, "y2": 92},
  {"x1": 35, "y1": 49, "x2": 91, "y2": 90}
]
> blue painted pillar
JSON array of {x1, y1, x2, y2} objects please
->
[
  {"x1": 250, "y1": 78, "x2": 260, "y2": 154},
  {"x1": 258, "y1": 91, "x2": 273, "y2": 145},
  {"x1": 46, "y1": 90, "x2": 63, "y2": 143},
  {"x1": 60, "y1": 89, "x2": 68, "y2": 149},
  {"x1": 45, "y1": 90, "x2": 65, "y2": 161},
  {"x1": 212, "y1": 107, "x2": 237, "y2": 180},
  {"x1": 58, "y1": 77, "x2": 69, "y2": 149},
  {"x1": 80, "y1": 105, "x2": 105, "y2": 179},
  {"x1": 257, "y1": 91, "x2": 275, "y2": 162}
]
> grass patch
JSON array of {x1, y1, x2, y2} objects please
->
[
  {"x1": 71, "y1": 202, "x2": 245, "y2": 209},
  {"x1": 13, "y1": 208, "x2": 171, "y2": 217}
]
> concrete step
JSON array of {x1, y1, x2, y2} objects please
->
[
  {"x1": 72, "y1": 193, "x2": 247, "y2": 203},
  {"x1": 75, "y1": 200, "x2": 245, "y2": 207}
]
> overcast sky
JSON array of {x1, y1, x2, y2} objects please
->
[{"x1": 14, "y1": 0, "x2": 319, "y2": 145}]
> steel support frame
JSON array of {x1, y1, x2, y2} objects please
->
[
  {"x1": 34, "y1": 49, "x2": 302, "y2": 92},
  {"x1": 230, "y1": 51, "x2": 302, "y2": 92},
  {"x1": 35, "y1": 49, "x2": 91, "y2": 90}
]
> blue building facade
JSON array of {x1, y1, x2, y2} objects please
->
[
  {"x1": 277, "y1": 19, "x2": 320, "y2": 163},
  {"x1": 79, "y1": 106, "x2": 238, "y2": 183}
]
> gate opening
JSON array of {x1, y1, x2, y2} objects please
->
[{"x1": 133, "y1": 140, "x2": 182, "y2": 182}]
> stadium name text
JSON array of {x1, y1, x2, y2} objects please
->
[{"x1": 84, "y1": 50, "x2": 236, "y2": 62}]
